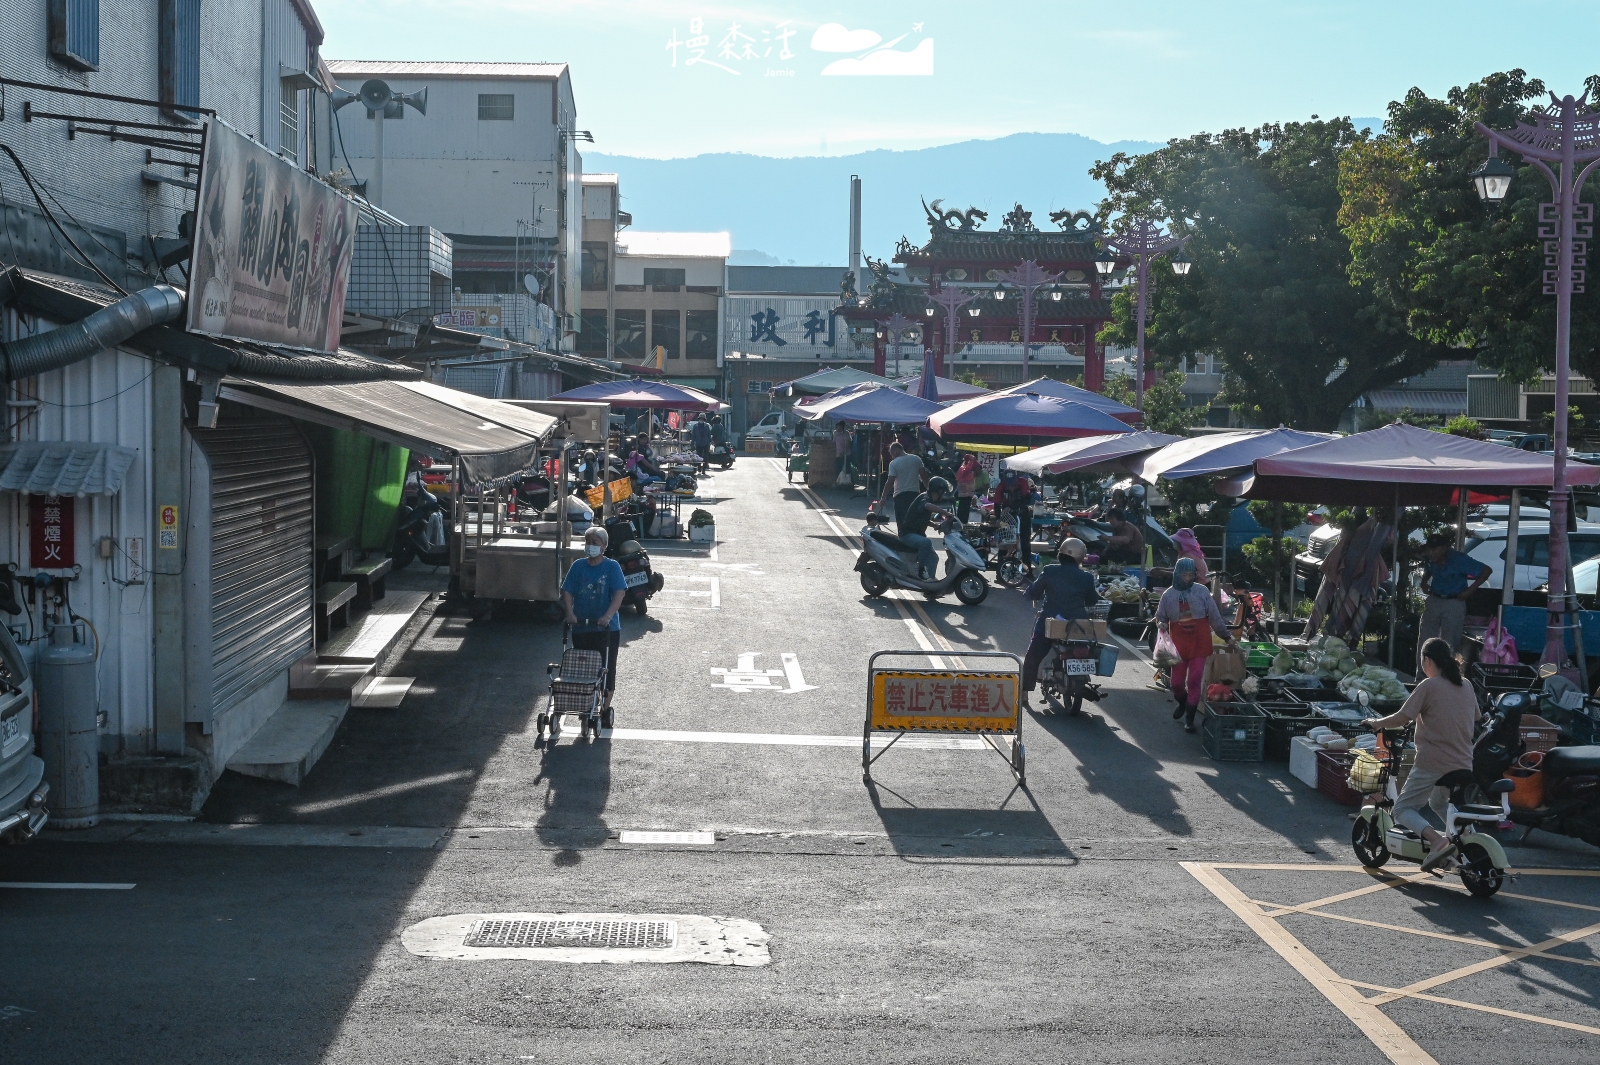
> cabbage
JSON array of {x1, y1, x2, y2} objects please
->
[{"x1": 1323, "y1": 636, "x2": 1349, "y2": 653}]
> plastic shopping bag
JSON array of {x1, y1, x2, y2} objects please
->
[
  {"x1": 1480, "y1": 617, "x2": 1518, "y2": 666},
  {"x1": 1153, "y1": 627, "x2": 1181, "y2": 668}
]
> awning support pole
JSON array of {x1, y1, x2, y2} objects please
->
[
  {"x1": 1500, "y1": 488, "x2": 1520, "y2": 634},
  {"x1": 1272, "y1": 501, "x2": 1283, "y2": 641},
  {"x1": 1390, "y1": 484, "x2": 1401, "y2": 670}
]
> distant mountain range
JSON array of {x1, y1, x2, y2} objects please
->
[{"x1": 586, "y1": 132, "x2": 1163, "y2": 267}]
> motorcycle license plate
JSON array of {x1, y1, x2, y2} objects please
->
[
  {"x1": 1, "y1": 713, "x2": 18, "y2": 750},
  {"x1": 624, "y1": 571, "x2": 650, "y2": 588},
  {"x1": 1062, "y1": 659, "x2": 1096, "y2": 675}
]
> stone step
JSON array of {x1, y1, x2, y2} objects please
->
[
  {"x1": 289, "y1": 655, "x2": 374, "y2": 701},
  {"x1": 351, "y1": 675, "x2": 415, "y2": 709},
  {"x1": 225, "y1": 700, "x2": 347, "y2": 786},
  {"x1": 317, "y1": 590, "x2": 431, "y2": 665}
]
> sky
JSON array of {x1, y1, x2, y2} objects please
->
[{"x1": 316, "y1": 0, "x2": 1600, "y2": 160}]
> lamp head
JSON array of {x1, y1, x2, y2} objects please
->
[
  {"x1": 1170, "y1": 252, "x2": 1192, "y2": 277},
  {"x1": 924, "y1": 306, "x2": 935, "y2": 317},
  {"x1": 1094, "y1": 250, "x2": 1117, "y2": 277},
  {"x1": 1471, "y1": 156, "x2": 1515, "y2": 203}
]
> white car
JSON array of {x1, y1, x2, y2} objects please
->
[
  {"x1": 1460, "y1": 521, "x2": 1600, "y2": 592},
  {"x1": 743, "y1": 411, "x2": 792, "y2": 447}
]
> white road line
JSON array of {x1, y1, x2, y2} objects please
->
[
  {"x1": 618, "y1": 830, "x2": 715, "y2": 845},
  {"x1": 0, "y1": 882, "x2": 136, "y2": 890},
  {"x1": 290, "y1": 769, "x2": 474, "y2": 815},
  {"x1": 604, "y1": 727, "x2": 989, "y2": 750},
  {"x1": 710, "y1": 576, "x2": 720, "y2": 609}
]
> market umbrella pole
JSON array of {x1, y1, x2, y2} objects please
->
[
  {"x1": 1390, "y1": 484, "x2": 1400, "y2": 670},
  {"x1": 1500, "y1": 488, "x2": 1521, "y2": 633},
  {"x1": 1273, "y1": 502, "x2": 1282, "y2": 641}
]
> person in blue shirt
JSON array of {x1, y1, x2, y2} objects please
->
[
  {"x1": 561, "y1": 526, "x2": 628, "y2": 711},
  {"x1": 1020, "y1": 538, "x2": 1101, "y2": 710},
  {"x1": 1417, "y1": 533, "x2": 1490, "y2": 675}
]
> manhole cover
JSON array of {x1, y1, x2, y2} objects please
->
[{"x1": 463, "y1": 919, "x2": 677, "y2": 950}]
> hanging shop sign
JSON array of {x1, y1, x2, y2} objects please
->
[
  {"x1": 188, "y1": 119, "x2": 360, "y2": 354},
  {"x1": 29, "y1": 495, "x2": 75, "y2": 568}
]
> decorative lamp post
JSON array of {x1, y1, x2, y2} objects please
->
[
  {"x1": 927, "y1": 285, "x2": 973, "y2": 370},
  {"x1": 998, "y1": 260, "x2": 1063, "y2": 378},
  {"x1": 884, "y1": 312, "x2": 914, "y2": 378},
  {"x1": 1473, "y1": 91, "x2": 1600, "y2": 667},
  {"x1": 1100, "y1": 220, "x2": 1190, "y2": 410}
]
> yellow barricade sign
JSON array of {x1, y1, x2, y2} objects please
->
[
  {"x1": 869, "y1": 670, "x2": 1018, "y2": 733},
  {"x1": 863, "y1": 650, "x2": 1025, "y2": 781},
  {"x1": 585, "y1": 476, "x2": 632, "y2": 510}
]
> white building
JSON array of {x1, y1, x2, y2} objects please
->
[
  {"x1": 610, "y1": 231, "x2": 730, "y2": 391},
  {"x1": 318, "y1": 61, "x2": 583, "y2": 350}
]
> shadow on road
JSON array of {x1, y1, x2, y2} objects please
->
[
  {"x1": 862, "y1": 763, "x2": 1067, "y2": 856},
  {"x1": 1030, "y1": 708, "x2": 1195, "y2": 837}
]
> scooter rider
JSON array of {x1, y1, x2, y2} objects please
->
[
  {"x1": 899, "y1": 477, "x2": 956, "y2": 580},
  {"x1": 992, "y1": 467, "x2": 1038, "y2": 578},
  {"x1": 1360, "y1": 637, "x2": 1482, "y2": 873},
  {"x1": 1021, "y1": 538, "x2": 1099, "y2": 711}
]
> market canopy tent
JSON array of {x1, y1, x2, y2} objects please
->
[
  {"x1": 1125, "y1": 428, "x2": 1337, "y2": 482},
  {"x1": 548, "y1": 377, "x2": 721, "y2": 411},
  {"x1": 896, "y1": 374, "x2": 991, "y2": 401},
  {"x1": 775, "y1": 367, "x2": 896, "y2": 397},
  {"x1": 929, "y1": 391, "x2": 1134, "y2": 444},
  {"x1": 1004, "y1": 431, "x2": 1185, "y2": 477},
  {"x1": 995, "y1": 377, "x2": 1141, "y2": 424},
  {"x1": 1216, "y1": 422, "x2": 1600, "y2": 504},
  {"x1": 793, "y1": 386, "x2": 945, "y2": 424}
]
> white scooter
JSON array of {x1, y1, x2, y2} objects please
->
[{"x1": 856, "y1": 512, "x2": 989, "y2": 605}]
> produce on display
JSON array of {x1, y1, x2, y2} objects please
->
[{"x1": 1100, "y1": 577, "x2": 1142, "y2": 604}]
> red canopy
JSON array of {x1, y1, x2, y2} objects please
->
[{"x1": 1219, "y1": 423, "x2": 1600, "y2": 504}]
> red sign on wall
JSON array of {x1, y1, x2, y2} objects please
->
[{"x1": 30, "y1": 495, "x2": 75, "y2": 569}]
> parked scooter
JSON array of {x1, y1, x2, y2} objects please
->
[
  {"x1": 1475, "y1": 690, "x2": 1600, "y2": 849},
  {"x1": 392, "y1": 481, "x2": 450, "y2": 570},
  {"x1": 604, "y1": 515, "x2": 664, "y2": 615},
  {"x1": 1351, "y1": 722, "x2": 1516, "y2": 897},
  {"x1": 704, "y1": 442, "x2": 735, "y2": 470},
  {"x1": 856, "y1": 513, "x2": 989, "y2": 605}
]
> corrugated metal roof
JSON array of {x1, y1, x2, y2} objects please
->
[
  {"x1": 0, "y1": 442, "x2": 137, "y2": 497},
  {"x1": 728, "y1": 266, "x2": 848, "y2": 295},
  {"x1": 1363, "y1": 389, "x2": 1468, "y2": 415},
  {"x1": 325, "y1": 60, "x2": 568, "y2": 79},
  {"x1": 615, "y1": 231, "x2": 730, "y2": 259}
]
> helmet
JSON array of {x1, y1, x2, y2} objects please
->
[
  {"x1": 1059, "y1": 537, "x2": 1087, "y2": 562},
  {"x1": 1128, "y1": 484, "x2": 1147, "y2": 503},
  {"x1": 927, "y1": 476, "x2": 951, "y2": 499}
]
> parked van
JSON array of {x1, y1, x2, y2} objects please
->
[
  {"x1": 0, "y1": 622, "x2": 47, "y2": 842},
  {"x1": 743, "y1": 410, "x2": 792, "y2": 447}
]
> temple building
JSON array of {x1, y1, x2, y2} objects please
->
[{"x1": 835, "y1": 200, "x2": 1114, "y2": 389}]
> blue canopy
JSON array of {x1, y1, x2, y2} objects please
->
[{"x1": 793, "y1": 385, "x2": 944, "y2": 424}]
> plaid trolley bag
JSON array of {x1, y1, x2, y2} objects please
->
[{"x1": 537, "y1": 630, "x2": 610, "y2": 739}]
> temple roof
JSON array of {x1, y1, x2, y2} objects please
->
[
  {"x1": 896, "y1": 230, "x2": 1099, "y2": 264},
  {"x1": 837, "y1": 291, "x2": 1110, "y2": 319}
]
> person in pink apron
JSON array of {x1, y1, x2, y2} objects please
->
[{"x1": 1157, "y1": 557, "x2": 1239, "y2": 732}]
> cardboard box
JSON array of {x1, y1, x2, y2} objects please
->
[{"x1": 1046, "y1": 617, "x2": 1108, "y2": 641}]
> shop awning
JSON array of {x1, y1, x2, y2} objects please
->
[
  {"x1": 0, "y1": 441, "x2": 137, "y2": 496},
  {"x1": 1004, "y1": 431, "x2": 1185, "y2": 477},
  {"x1": 218, "y1": 377, "x2": 550, "y2": 482},
  {"x1": 793, "y1": 386, "x2": 944, "y2": 424}
]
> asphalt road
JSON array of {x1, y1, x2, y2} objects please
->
[{"x1": 3, "y1": 457, "x2": 1597, "y2": 1064}]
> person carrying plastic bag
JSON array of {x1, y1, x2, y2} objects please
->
[{"x1": 1157, "y1": 557, "x2": 1239, "y2": 732}]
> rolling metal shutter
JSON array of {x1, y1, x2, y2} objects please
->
[{"x1": 195, "y1": 419, "x2": 314, "y2": 712}]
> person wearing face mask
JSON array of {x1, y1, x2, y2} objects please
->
[
  {"x1": 561, "y1": 527, "x2": 628, "y2": 712},
  {"x1": 1157, "y1": 556, "x2": 1239, "y2": 732}
]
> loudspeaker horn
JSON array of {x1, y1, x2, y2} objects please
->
[
  {"x1": 358, "y1": 79, "x2": 394, "y2": 114},
  {"x1": 394, "y1": 86, "x2": 428, "y2": 116}
]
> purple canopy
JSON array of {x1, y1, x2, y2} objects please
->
[
  {"x1": 549, "y1": 377, "x2": 721, "y2": 411},
  {"x1": 1125, "y1": 428, "x2": 1337, "y2": 481},
  {"x1": 897, "y1": 374, "x2": 991, "y2": 401},
  {"x1": 919, "y1": 350, "x2": 939, "y2": 401},
  {"x1": 1218, "y1": 422, "x2": 1600, "y2": 504},
  {"x1": 1005, "y1": 430, "x2": 1185, "y2": 477},
  {"x1": 995, "y1": 377, "x2": 1141, "y2": 424},
  {"x1": 793, "y1": 385, "x2": 945, "y2": 424},
  {"x1": 929, "y1": 390, "x2": 1134, "y2": 443}
]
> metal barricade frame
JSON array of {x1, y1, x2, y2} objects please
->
[{"x1": 863, "y1": 649, "x2": 1026, "y2": 781}]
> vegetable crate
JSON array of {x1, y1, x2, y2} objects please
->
[
  {"x1": 1468, "y1": 661, "x2": 1539, "y2": 699},
  {"x1": 1202, "y1": 703, "x2": 1266, "y2": 762},
  {"x1": 1258, "y1": 702, "x2": 1320, "y2": 762},
  {"x1": 1240, "y1": 642, "x2": 1279, "y2": 673},
  {"x1": 1315, "y1": 749, "x2": 1366, "y2": 807}
]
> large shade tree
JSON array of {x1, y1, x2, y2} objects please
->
[
  {"x1": 1092, "y1": 119, "x2": 1446, "y2": 430},
  {"x1": 1339, "y1": 69, "x2": 1600, "y2": 385}
]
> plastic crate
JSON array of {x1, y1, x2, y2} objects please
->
[
  {"x1": 1258, "y1": 702, "x2": 1320, "y2": 762},
  {"x1": 1519, "y1": 714, "x2": 1563, "y2": 753},
  {"x1": 1468, "y1": 661, "x2": 1539, "y2": 697},
  {"x1": 1202, "y1": 703, "x2": 1266, "y2": 762},
  {"x1": 1240, "y1": 641, "x2": 1280, "y2": 673},
  {"x1": 1315, "y1": 749, "x2": 1366, "y2": 806}
]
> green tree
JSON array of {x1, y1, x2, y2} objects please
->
[
  {"x1": 1098, "y1": 369, "x2": 1202, "y2": 436},
  {"x1": 1339, "y1": 70, "x2": 1600, "y2": 385},
  {"x1": 1092, "y1": 119, "x2": 1447, "y2": 430}
]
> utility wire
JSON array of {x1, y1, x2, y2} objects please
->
[
  {"x1": 332, "y1": 107, "x2": 406, "y2": 317},
  {"x1": 0, "y1": 144, "x2": 129, "y2": 294}
]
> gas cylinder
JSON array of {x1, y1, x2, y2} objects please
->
[{"x1": 36, "y1": 622, "x2": 98, "y2": 828}]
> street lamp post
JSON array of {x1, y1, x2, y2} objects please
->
[
  {"x1": 884, "y1": 313, "x2": 914, "y2": 378},
  {"x1": 1097, "y1": 221, "x2": 1190, "y2": 410},
  {"x1": 999, "y1": 260, "x2": 1063, "y2": 378},
  {"x1": 927, "y1": 285, "x2": 975, "y2": 371},
  {"x1": 1473, "y1": 91, "x2": 1600, "y2": 667}
]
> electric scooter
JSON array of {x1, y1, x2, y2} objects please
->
[
  {"x1": 1350, "y1": 720, "x2": 1516, "y2": 897},
  {"x1": 856, "y1": 513, "x2": 989, "y2": 605}
]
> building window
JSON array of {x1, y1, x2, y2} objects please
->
[
  {"x1": 614, "y1": 310, "x2": 646, "y2": 360},
  {"x1": 478, "y1": 94, "x2": 515, "y2": 120},
  {"x1": 577, "y1": 310, "x2": 608, "y2": 355},
  {"x1": 644, "y1": 268, "x2": 685, "y2": 291},
  {"x1": 1181, "y1": 354, "x2": 1211, "y2": 376},
  {"x1": 686, "y1": 310, "x2": 717, "y2": 359},
  {"x1": 279, "y1": 82, "x2": 300, "y2": 163},
  {"x1": 158, "y1": 0, "x2": 200, "y2": 117},
  {"x1": 581, "y1": 243, "x2": 609, "y2": 290},
  {"x1": 49, "y1": 0, "x2": 99, "y2": 71},
  {"x1": 651, "y1": 309, "x2": 681, "y2": 360}
]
